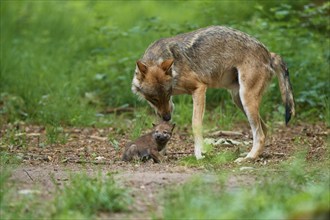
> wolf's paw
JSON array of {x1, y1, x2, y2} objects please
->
[
  {"x1": 195, "y1": 151, "x2": 205, "y2": 160},
  {"x1": 195, "y1": 154, "x2": 205, "y2": 160},
  {"x1": 194, "y1": 144, "x2": 205, "y2": 160}
]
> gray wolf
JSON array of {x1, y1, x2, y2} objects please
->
[
  {"x1": 122, "y1": 121, "x2": 175, "y2": 163},
  {"x1": 131, "y1": 26, "x2": 295, "y2": 162}
]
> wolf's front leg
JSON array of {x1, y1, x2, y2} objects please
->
[{"x1": 192, "y1": 84, "x2": 207, "y2": 160}]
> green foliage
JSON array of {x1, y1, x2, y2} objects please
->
[
  {"x1": 163, "y1": 156, "x2": 330, "y2": 219},
  {"x1": 240, "y1": 3, "x2": 330, "y2": 123},
  {"x1": 1, "y1": 1, "x2": 328, "y2": 126}
]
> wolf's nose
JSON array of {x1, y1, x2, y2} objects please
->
[{"x1": 162, "y1": 114, "x2": 171, "y2": 121}]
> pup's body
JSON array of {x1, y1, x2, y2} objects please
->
[
  {"x1": 122, "y1": 121, "x2": 175, "y2": 163},
  {"x1": 132, "y1": 26, "x2": 295, "y2": 162}
]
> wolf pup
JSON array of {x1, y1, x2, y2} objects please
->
[
  {"x1": 131, "y1": 26, "x2": 295, "y2": 162},
  {"x1": 122, "y1": 121, "x2": 175, "y2": 163}
]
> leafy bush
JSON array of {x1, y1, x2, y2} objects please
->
[{"x1": 1, "y1": 1, "x2": 328, "y2": 126}]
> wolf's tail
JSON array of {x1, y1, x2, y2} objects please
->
[{"x1": 270, "y1": 52, "x2": 295, "y2": 124}]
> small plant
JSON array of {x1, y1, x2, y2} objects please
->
[
  {"x1": 109, "y1": 138, "x2": 120, "y2": 152},
  {"x1": 0, "y1": 152, "x2": 22, "y2": 165},
  {"x1": 1, "y1": 126, "x2": 28, "y2": 150},
  {"x1": 45, "y1": 125, "x2": 67, "y2": 145}
]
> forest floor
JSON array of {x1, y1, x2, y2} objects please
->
[{"x1": 1, "y1": 121, "x2": 328, "y2": 219}]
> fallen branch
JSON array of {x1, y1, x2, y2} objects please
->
[
  {"x1": 209, "y1": 130, "x2": 244, "y2": 137},
  {"x1": 15, "y1": 133, "x2": 41, "y2": 137},
  {"x1": 167, "y1": 152, "x2": 192, "y2": 155},
  {"x1": 101, "y1": 107, "x2": 134, "y2": 114},
  {"x1": 62, "y1": 158, "x2": 112, "y2": 165},
  {"x1": 90, "y1": 135, "x2": 107, "y2": 141}
]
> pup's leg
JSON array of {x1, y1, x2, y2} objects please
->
[
  {"x1": 150, "y1": 149, "x2": 162, "y2": 163},
  {"x1": 122, "y1": 144, "x2": 138, "y2": 161},
  {"x1": 192, "y1": 84, "x2": 207, "y2": 159},
  {"x1": 235, "y1": 66, "x2": 270, "y2": 162}
]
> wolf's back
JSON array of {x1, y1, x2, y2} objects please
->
[{"x1": 143, "y1": 26, "x2": 270, "y2": 76}]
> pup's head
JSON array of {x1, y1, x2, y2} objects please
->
[
  {"x1": 151, "y1": 121, "x2": 175, "y2": 145},
  {"x1": 132, "y1": 59, "x2": 174, "y2": 121}
]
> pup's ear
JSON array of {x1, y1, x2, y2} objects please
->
[
  {"x1": 136, "y1": 60, "x2": 148, "y2": 76},
  {"x1": 152, "y1": 123, "x2": 156, "y2": 127},
  {"x1": 160, "y1": 59, "x2": 174, "y2": 76}
]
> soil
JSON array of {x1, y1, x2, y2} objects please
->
[{"x1": 1, "y1": 121, "x2": 328, "y2": 219}]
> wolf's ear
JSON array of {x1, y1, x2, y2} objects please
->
[
  {"x1": 160, "y1": 59, "x2": 174, "y2": 76},
  {"x1": 136, "y1": 60, "x2": 148, "y2": 76}
]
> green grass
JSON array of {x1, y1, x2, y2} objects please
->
[
  {"x1": 1, "y1": 1, "x2": 329, "y2": 127},
  {"x1": 0, "y1": 170, "x2": 132, "y2": 219},
  {"x1": 45, "y1": 125, "x2": 68, "y2": 145},
  {"x1": 52, "y1": 172, "x2": 132, "y2": 218},
  {"x1": 163, "y1": 155, "x2": 330, "y2": 219},
  {"x1": 0, "y1": 151, "x2": 22, "y2": 165},
  {"x1": 180, "y1": 147, "x2": 238, "y2": 170}
]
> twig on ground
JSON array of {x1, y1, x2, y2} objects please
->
[
  {"x1": 62, "y1": 158, "x2": 112, "y2": 165},
  {"x1": 101, "y1": 107, "x2": 134, "y2": 114},
  {"x1": 90, "y1": 135, "x2": 107, "y2": 141},
  {"x1": 272, "y1": 152, "x2": 285, "y2": 157},
  {"x1": 23, "y1": 169, "x2": 34, "y2": 181},
  {"x1": 209, "y1": 130, "x2": 244, "y2": 137},
  {"x1": 167, "y1": 152, "x2": 192, "y2": 155}
]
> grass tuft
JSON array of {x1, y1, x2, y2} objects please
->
[
  {"x1": 180, "y1": 149, "x2": 238, "y2": 169},
  {"x1": 53, "y1": 172, "x2": 132, "y2": 218}
]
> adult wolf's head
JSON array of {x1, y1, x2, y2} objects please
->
[{"x1": 132, "y1": 59, "x2": 174, "y2": 121}]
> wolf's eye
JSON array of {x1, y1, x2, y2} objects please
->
[{"x1": 150, "y1": 98, "x2": 159, "y2": 105}]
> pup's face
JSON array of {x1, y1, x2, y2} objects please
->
[
  {"x1": 132, "y1": 59, "x2": 174, "y2": 121},
  {"x1": 152, "y1": 121, "x2": 175, "y2": 144}
]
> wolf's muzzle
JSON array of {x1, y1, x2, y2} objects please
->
[{"x1": 162, "y1": 113, "x2": 171, "y2": 121}]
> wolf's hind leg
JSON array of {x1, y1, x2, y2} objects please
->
[
  {"x1": 230, "y1": 89, "x2": 267, "y2": 136},
  {"x1": 235, "y1": 65, "x2": 270, "y2": 162}
]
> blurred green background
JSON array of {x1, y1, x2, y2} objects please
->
[{"x1": 1, "y1": 0, "x2": 329, "y2": 127}]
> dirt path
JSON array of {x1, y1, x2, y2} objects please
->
[{"x1": 2, "y1": 122, "x2": 328, "y2": 218}]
